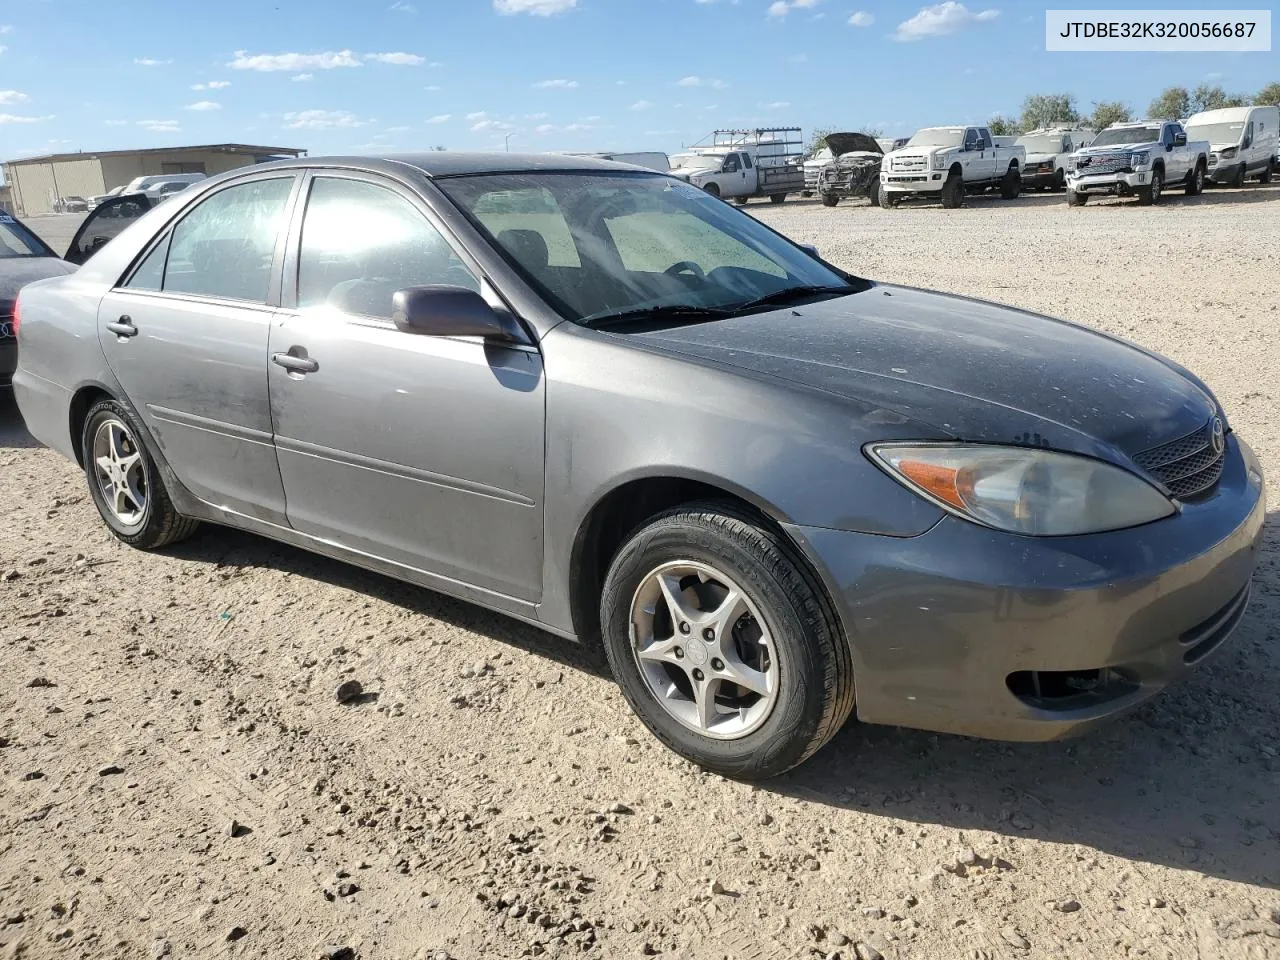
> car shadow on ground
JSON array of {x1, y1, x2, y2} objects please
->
[
  {"x1": 3, "y1": 392, "x2": 1276, "y2": 889},
  {"x1": 0, "y1": 392, "x2": 42, "y2": 449}
]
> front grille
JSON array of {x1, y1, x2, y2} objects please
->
[
  {"x1": 1076, "y1": 153, "x2": 1132, "y2": 175},
  {"x1": 1133, "y1": 419, "x2": 1226, "y2": 501},
  {"x1": 894, "y1": 156, "x2": 927, "y2": 171}
]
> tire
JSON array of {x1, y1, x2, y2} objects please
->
[
  {"x1": 820, "y1": 192, "x2": 839, "y2": 207},
  {"x1": 598, "y1": 501, "x2": 855, "y2": 781},
  {"x1": 82, "y1": 399, "x2": 199, "y2": 549},
  {"x1": 867, "y1": 180, "x2": 880, "y2": 206},
  {"x1": 1067, "y1": 189, "x2": 1088, "y2": 206},
  {"x1": 1137, "y1": 168, "x2": 1163, "y2": 205},
  {"x1": 1231, "y1": 163, "x2": 1246, "y2": 188},
  {"x1": 769, "y1": 194, "x2": 787, "y2": 204},
  {"x1": 940, "y1": 171, "x2": 964, "y2": 208},
  {"x1": 1184, "y1": 162, "x2": 1206, "y2": 196},
  {"x1": 1053, "y1": 169, "x2": 1066, "y2": 192},
  {"x1": 703, "y1": 182, "x2": 721, "y2": 198},
  {"x1": 1261, "y1": 166, "x2": 1273, "y2": 185},
  {"x1": 878, "y1": 187, "x2": 896, "y2": 209},
  {"x1": 733, "y1": 196, "x2": 749, "y2": 206},
  {"x1": 1000, "y1": 165, "x2": 1021, "y2": 199}
]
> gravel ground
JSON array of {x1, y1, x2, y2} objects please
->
[{"x1": 2, "y1": 187, "x2": 1279, "y2": 960}]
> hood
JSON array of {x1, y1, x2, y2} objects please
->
[
  {"x1": 1077, "y1": 138, "x2": 1153, "y2": 154},
  {"x1": 1024, "y1": 152, "x2": 1058, "y2": 164},
  {"x1": 0, "y1": 257, "x2": 77, "y2": 303},
  {"x1": 825, "y1": 133, "x2": 882, "y2": 158},
  {"x1": 628, "y1": 284, "x2": 1215, "y2": 462}
]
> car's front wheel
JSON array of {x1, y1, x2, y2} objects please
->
[
  {"x1": 82, "y1": 399, "x2": 200, "y2": 549},
  {"x1": 599, "y1": 502, "x2": 855, "y2": 780}
]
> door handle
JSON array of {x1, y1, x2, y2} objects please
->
[
  {"x1": 106, "y1": 316, "x2": 138, "y2": 338},
  {"x1": 272, "y1": 352, "x2": 319, "y2": 374}
]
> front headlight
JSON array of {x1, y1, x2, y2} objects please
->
[
  {"x1": 866, "y1": 443, "x2": 1175, "y2": 536},
  {"x1": 931, "y1": 153, "x2": 948, "y2": 171},
  {"x1": 1130, "y1": 150, "x2": 1150, "y2": 167},
  {"x1": 1220, "y1": 146, "x2": 1237, "y2": 159}
]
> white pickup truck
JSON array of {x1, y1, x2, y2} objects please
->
[
  {"x1": 1066, "y1": 120, "x2": 1209, "y2": 206},
  {"x1": 670, "y1": 128, "x2": 806, "y2": 205},
  {"x1": 879, "y1": 125, "x2": 1025, "y2": 208}
]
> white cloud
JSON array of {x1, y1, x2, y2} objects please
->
[
  {"x1": 471, "y1": 118, "x2": 515, "y2": 132},
  {"x1": 137, "y1": 119, "x2": 180, "y2": 132},
  {"x1": 0, "y1": 45, "x2": 6, "y2": 55},
  {"x1": 894, "y1": 2, "x2": 999, "y2": 41},
  {"x1": 291, "y1": 73, "x2": 313, "y2": 82},
  {"x1": 424, "y1": 84, "x2": 442, "y2": 91},
  {"x1": 0, "y1": 113, "x2": 52, "y2": 124},
  {"x1": 191, "y1": 80, "x2": 232, "y2": 90},
  {"x1": 848, "y1": 10, "x2": 874, "y2": 26},
  {"x1": 630, "y1": 100, "x2": 652, "y2": 111},
  {"x1": 767, "y1": 0, "x2": 820, "y2": 17},
  {"x1": 390, "y1": 0, "x2": 417, "y2": 10},
  {"x1": 0, "y1": 25, "x2": 11, "y2": 33},
  {"x1": 427, "y1": 114, "x2": 452, "y2": 123},
  {"x1": 230, "y1": 49, "x2": 361, "y2": 71},
  {"x1": 761, "y1": 100, "x2": 791, "y2": 109},
  {"x1": 466, "y1": 111, "x2": 488, "y2": 121},
  {"x1": 533, "y1": 78, "x2": 579, "y2": 89},
  {"x1": 365, "y1": 52, "x2": 425, "y2": 65},
  {"x1": 0, "y1": 89, "x2": 29, "y2": 105},
  {"x1": 283, "y1": 109, "x2": 370, "y2": 129},
  {"x1": 186, "y1": 101, "x2": 222, "y2": 111},
  {"x1": 494, "y1": 0, "x2": 577, "y2": 14},
  {"x1": 676, "y1": 75, "x2": 727, "y2": 89},
  {"x1": 134, "y1": 58, "x2": 172, "y2": 66}
]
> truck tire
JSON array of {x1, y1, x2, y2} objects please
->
[
  {"x1": 940, "y1": 171, "x2": 964, "y2": 208},
  {"x1": 1066, "y1": 189, "x2": 1088, "y2": 206},
  {"x1": 1053, "y1": 169, "x2": 1066, "y2": 192},
  {"x1": 878, "y1": 187, "x2": 897, "y2": 209},
  {"x1": 1184, "y1": 161, "x2": 1206, "y2": 196},
  {"x1": 1262, "y1": 166, "x2": 1273, "y2": 184},
  {"x1": 1137, "y1": 167, "x2": 1163, "y2": 205},
  {"x1": 820, "y1": 192, "x2": 839, "y2": 207},
  {"x1": 769, "y1": 194, "x2": 787, "y2": 204},
  {"x1": 1231, "y1": 163, "x2": 1246, "y2": 188},
  {"x1": 703, "y1": 182, "x2": 721, "y2": 198},
  {"x1": 1000, "y1": 165, "x2": 1021, "y2": 199},
  {"x1": 867, "y1": 181, "x2": 880, "y2": 206},
  {"x1": 733, "y1": 197, "x2": 749, "y2": 206}
]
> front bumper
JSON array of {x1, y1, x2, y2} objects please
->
[
  {"x1": 1067, "y1": 169, "x2": 1152, "y2": 195},
  {"x1": 0, "y1": 341, "x2": 15, "y2": 388},
  {"x1": 1206, "y1": 159, "x2": 1244, "y2": 184},
  {"x1": 784, "y1": 435, "x2": 1266, "y2": 742},
  {"x1": 881, "y1": 170, "x2": 946, "y2": 194},
  {"x1": 1022, "y1": 167, "x2": 1059, "y2": 187}
]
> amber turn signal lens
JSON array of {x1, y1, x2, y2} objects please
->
[{"x1": 894, "y1": 459, "x2": 965, "y2": 510}]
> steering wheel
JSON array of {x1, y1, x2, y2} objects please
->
[{"x1": 664, "y1": 261, "x2": 707, "y2": 280}]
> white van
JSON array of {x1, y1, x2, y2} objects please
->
[
  {"x1": 119, "y1": 172, "x2": 208, "y2": 196},
  {"x1": 1184, "y1": 105, "x2": 1278, "y2": 186}
]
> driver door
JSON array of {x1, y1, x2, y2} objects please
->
[{"x1": 267, "y1": 172, "x2": 547, "y2": 602}]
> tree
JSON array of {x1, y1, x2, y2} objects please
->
[
  {"x1": 1256, "y1": 81, "x2": 1280, "y2": 107},
  {"x1": 1019, "y1": 93, "x2": 1079, "y2": 131},
  {"x1": 1088, "y1": 101, "x2": 1133, "y2": 130},
  {"x1": 1149, "y1": 86, "x2": 1191, "y2": 119},
  {"x1": 987, "y1": 115, "x2": 1021, "y2": 137},
  {"x1": 1190, "y1": 84, "x2": 1250, "y2": 113},
  {"x1": 856, "y1": 126, "x2": 884, "y2": 139},
  {"x1": 806, "y1": 128, "x2": 834, "y2": 158}
]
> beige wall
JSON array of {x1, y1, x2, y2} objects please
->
[{"x1": 10, "y1": 151, "x2": 280, "y2": 216}]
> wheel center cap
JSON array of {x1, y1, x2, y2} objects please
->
[{"x1": 686, "y1": 640, "x2": 709, "y2": 667}]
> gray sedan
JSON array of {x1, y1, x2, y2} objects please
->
[{"x1": 10, "y1": 154, "x2": 1264, "y2": 779}]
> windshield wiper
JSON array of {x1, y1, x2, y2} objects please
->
[
  {"x1": 582, "y1": 304, "x2": 735, "y2": 329},
  {"x1": 730, "y1": 284, "x2": 854, "y2": 313}
]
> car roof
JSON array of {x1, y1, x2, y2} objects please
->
[{"x1": 243, "y1": 152, "x2": 659, "y2": 179}]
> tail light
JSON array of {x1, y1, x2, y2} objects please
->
[{"x1": 10, "y1": 295, "x2": 20, "y2": 338}]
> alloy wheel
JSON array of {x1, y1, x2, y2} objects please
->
[
  {"x1": 92, "y1": 418, "x2": 148, "y2": 528},
  {"x1": 629, "y1": 561, "x2": 779, "y2": 740}
]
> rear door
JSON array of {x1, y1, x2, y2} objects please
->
[
  {"x1": 96, "y1": 173, "x2": 300, "y2": 524},
  {"x1": 267, "y1": 171, "x2": 546, "y2": 601}
]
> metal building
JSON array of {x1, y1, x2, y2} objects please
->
[{"x1": 1, "y1": 143, "x2": 307, "y2": 217}]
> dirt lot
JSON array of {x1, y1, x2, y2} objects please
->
[{"x1": 3, "y1": 188, "x2": 1279, "y2": 960}]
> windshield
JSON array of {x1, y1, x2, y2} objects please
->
[
  {"x1": 1091, "y1": 126, "x2": 1161, "y2": 147},
  {"x1": 1016, "y1": 134, "x2": 1065, "y2": 154},
  {"x1": 907, "y1": 128, "x2": 964, "y2": 147},
  {"x1": 0, "y1": 215, "x2": 54, "y2": 258},
  {"x1": 437, "y1": 172, "x2": 860, "y2": 325},
  {"x1": 1184, "y1": 120, "x2": 1245, "y2": 145},
  {"x1": 669, "y1": 153, "x2": 718, "y2": 171}
]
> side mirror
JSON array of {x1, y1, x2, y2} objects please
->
[
  {"x1": 1173, "y1": 132, "x2": 1187, "y2": 148},
  {"x1": 392, "y1": 285, "x2": 518, "y2": 341},
  {"x1": 799, "y1": 243, "x2": 820, "y2": 258}
]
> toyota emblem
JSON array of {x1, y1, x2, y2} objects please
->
[{"x1": 1211, "y1": 417, "x2": 1225, "y2": 456}]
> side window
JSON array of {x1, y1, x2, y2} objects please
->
[
  {"x1": 722, "y1": 154, "x2": 741, "y2": 173},
  {"x1": 742, "y1": 153, "x2": 753, "y2": 169},
  {"x1": 1163, "y1": 125, "x2": 1176, "y2": 147},
  {"x1": 164, "y1": 178, "x2": 294, "y2": 302},
  {"x1": 963, "y1": 129, "x2": 980, "y2": 150},
  {"x1": 1062, "y1": 136, "x2": 1073, "y2": 152},
  {"x1": 297, "y1": 177, "x2": 479, "y2": 320},
  {"x1": 1243, "y1": 122, "x2": 1254, "y2": 148},
  {"x1": 125, "y1": 234, "x2": 170, "y2": 291},
  {"x1": 978, "y1": 128, "x2": 993, "y2": 149}
]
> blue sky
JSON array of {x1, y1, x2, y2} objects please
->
[{"x1": 0, "y1": 0, "x2": 1276, "y2": 167}]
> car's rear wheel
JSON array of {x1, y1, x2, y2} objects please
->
[
  {"x1": 1261, "y1": 166, "x2": 1272, "y2": 184},
  {"x1": 940, "y1": 171, "x2": 964, "y2": 208},
  {"x1": 82, "y1": 399, "x2": 199, "y2": 549},
  {"x1": 599, "y1": 502, "x2": 854, "y2": 780}
]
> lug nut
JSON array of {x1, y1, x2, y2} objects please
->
[
  {"x1": 711, "y1": 658, "x2": 724, "y2": 671},
  {"x1": 679, "y1": 622, "x2": 691, "y2": 635},
  {"x1": 692, "y1": 669, "x2": 705, "y2": 682},
  {"x1": 702, "y1": 628, "x2": 715, "y2": 642},
  {"x1": 674, "y1": 647, "x2": 685, "y2": 659}
]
